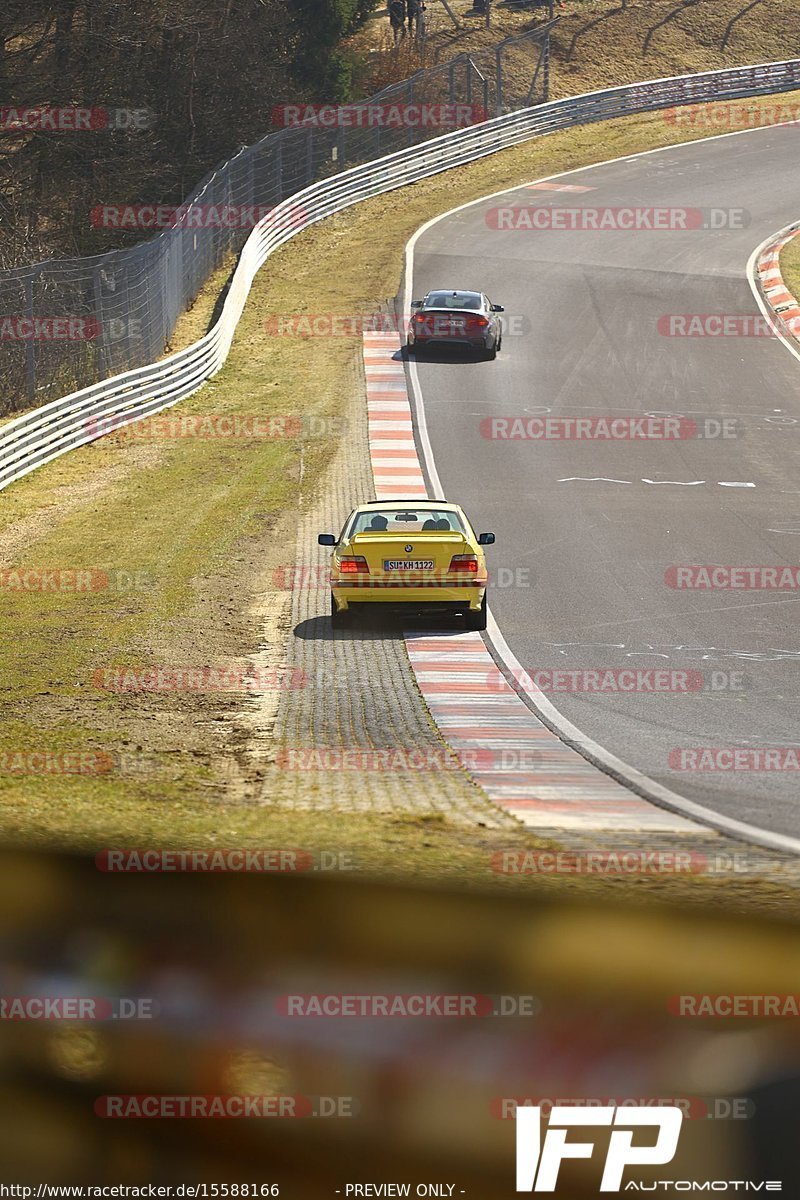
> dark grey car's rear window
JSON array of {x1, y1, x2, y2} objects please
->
[{"x1": 425, "y1": 292, "x2": 482, "y2": 310}]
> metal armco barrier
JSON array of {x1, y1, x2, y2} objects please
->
[{"x1": 1, "y1": 59, "x2": 798, "y2": 495}]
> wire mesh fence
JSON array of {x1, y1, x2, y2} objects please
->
[{"x1": 0, "y1": 26, "x2": 553, "y2": 419}]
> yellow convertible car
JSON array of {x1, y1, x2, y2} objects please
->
[{"x1": 318, "y1": 500, "x2": 494, "y2": 630}]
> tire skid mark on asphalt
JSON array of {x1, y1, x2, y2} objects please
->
[{"x1": 364, "y1": 331, "x2": 704, "y2": 834}]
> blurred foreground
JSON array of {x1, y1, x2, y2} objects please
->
[{"x1": 1, "y1": 850, "x2": 799, "y2": 1193}]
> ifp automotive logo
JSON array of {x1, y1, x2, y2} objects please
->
[
  {"x1": 515, "y1": 1105, "x2": 783, "y2": 1192},
  {"x1": 516, "y1": 1105, "x2": 683, "y2": 1192}
]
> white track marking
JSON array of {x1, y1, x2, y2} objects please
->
[{"x1": 557, "y1": 477, "x2": 633, "y2": 484}]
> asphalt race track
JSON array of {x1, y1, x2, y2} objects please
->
[{"x1": 406, "y1": 124, "x2": 800, "y2": 841}]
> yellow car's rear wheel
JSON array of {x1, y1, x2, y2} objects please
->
[
  {"x1": 464, "y1": 593, "x2": 487, "y2": 631},
  {"x1": 330, "y1": 591, "x2": 348, "y2": 626}
]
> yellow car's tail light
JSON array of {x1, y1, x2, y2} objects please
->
[
  {"x1": 339, "y1": 556, "x2": 369, "y2": 574},
  {"x1": 449, "y1": 554, "x2": 478, "y2": 573}
]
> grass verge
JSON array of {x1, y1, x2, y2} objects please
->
[{"x1": 780, "y1": 226, "x2": 800, "y2": 307}]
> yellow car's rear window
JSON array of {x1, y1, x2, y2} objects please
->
[{"x1": 347, "y1": 509, "x2": 467, "y2": 536}]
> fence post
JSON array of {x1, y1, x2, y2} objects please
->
[
  {"x1": 495, "y1": 45, "x2": 503, "y2": 116},
  {"x1": 306, "y1": 125, "x2": 314, "y2": 184},
  {"x1": 416, "y1": 3, "x2": 426, "y2": 44},
  {"x1": 275, "y1": 131, "x2": 284, "y2": 198},
  {"x1": 543, "y1": 31, "x2": 551, "y2": 102},
  {"x1": 91, "y1": 266, "x2": 109, "y2": 381},
  {"x1": 23, "y1": 273, "x2": 35, "y2": 404}
]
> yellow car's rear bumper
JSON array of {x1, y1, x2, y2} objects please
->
[{"x1": 332, "y1": 580, "x2": 486, "y2": 611}]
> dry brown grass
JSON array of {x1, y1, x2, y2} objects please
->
[
  {"x1": 349, "y1": 0, "x2": 799, "y2": 102},
  {"x1": 780, "y1": 226, "x2": 800, "y2": 311}
]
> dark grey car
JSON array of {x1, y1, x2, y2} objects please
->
[{"x1": 406, "y1": 289, "x2": 504, "y2": 359}]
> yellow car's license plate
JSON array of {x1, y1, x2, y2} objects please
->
[{"x1": 383, "y1": 560, "x2": 434, "y2": 570}]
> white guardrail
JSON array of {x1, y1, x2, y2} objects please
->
[{"x1": 2, "y1": 58, "x2": 799, "y2": 494}]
